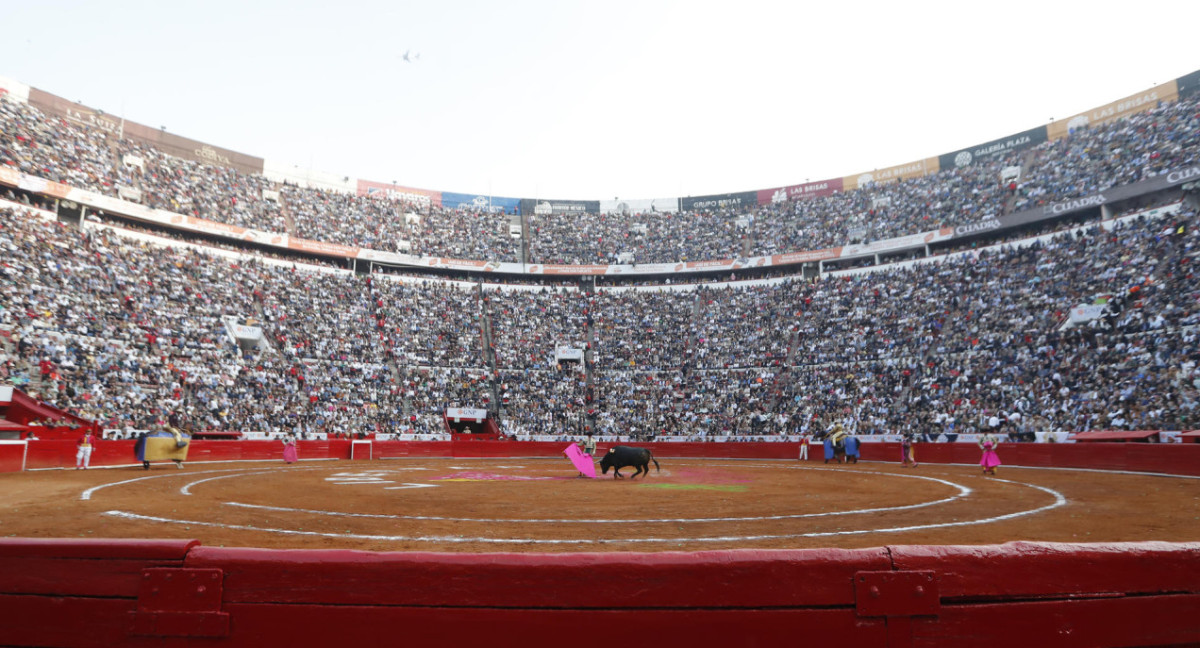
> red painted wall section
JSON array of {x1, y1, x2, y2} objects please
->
[
  {"x1": 1, "y1": 539, "x2": 1197, "y2": 647},
  {"x1": 183, "y1": 545, "x2": 893, "y2": 609}
]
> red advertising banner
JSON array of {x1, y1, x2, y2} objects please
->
[
  {"x1": 357, "y1": 179, "x2": 442, "y2": 207},
  {"x1": 756, "y1": 177, "x2": 844, "y2": 205}
]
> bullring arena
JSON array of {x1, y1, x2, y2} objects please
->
[
  {"x1": 3, "y1": 41, "x2": 1200, "y2": 646},
  {"x1": 5, "y1": 445, "x2": 1200, "y2": 553},
  {"x1": 3, "y1": 439, "x2": 1200, "y2": 647}
]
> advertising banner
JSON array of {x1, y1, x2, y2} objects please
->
[
  {"x1": 446, "y1": 408, "x2": 488, "y2": 422},
  {"x1": 441, "y1": 191, "x2": 522, "y2": 213},
  {"x1": 599, "y1": 197, "x2": 680, "y2": 214},
  {"x1": 1047, "y1": 81, "x2": 1179, "y2": 140},
  {"x1": 26, "y1": 89, "x2": 124, "y2": 138},
  {"x1": 426, "y1": 258, "x2": 506, "y2": 272},
  {"x1": 527, "y1": 264, "x2": 611, "y2": 275},
  {"x1": 262, "y1": 160, "x2": 357, "y2": 193},
  {"x1": 357, "y1": 179, "x2": 442, "y2": 206},
  {"x1": 1178, "y1": 69, "x2": 1200, "y2": 99},
  {"x1": 226, "y1": 322, "x2": 264, "y2": 342},
  {"x1": 770, "y1": 248, "x2": 842, "y2": 265},
  {"x1": 840, "y1": 229, "x2": 953, "y2": 258},
  {"x1": 287, "y1": 237, "x2": 361, "y2": 258},
  {"x1": 1069, "y1": 304, "x2": 1106, "y2": 324},
  {"x1": 679, "y1": 190, "x2": 758, "y2": 212},
  {"x1": 555, "y1": 346, "x2": 584, "y2": 362},
  {"x1": 757, "y1": 178, "x2": 843, "y2": 205},
  {"x1": 937, "y1": 126, "x2": 1048, "y2": 170},
  {"x1": 843, "y1": 157, "x2": 938, "y2": 191},
  {"x1": 357, "y1": 248, "x2": 420, "y2": 266},
  {"x1": 16, "y1": 174, "x2": 70, "y2": 199},
  {"x1": 519, "y1": 198, "x2": 601, "y2": 215}
]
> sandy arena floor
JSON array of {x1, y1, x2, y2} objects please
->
[{"x1": 3, "y1": 457, "x2": 1199, "y2": 553}]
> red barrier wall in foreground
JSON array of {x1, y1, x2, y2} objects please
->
[
  {"x1": 0, "y1": 538, "x2": 1196, "y2": 647},
  {"x1": 7, "y1": 438, "x2": 1200, "y2": 476}
]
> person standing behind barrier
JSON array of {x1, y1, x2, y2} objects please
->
[
  {"x1": 900, "y1": 432, "x2": 918, "y2": 468},
  {"x1": 282, "y1": 432, "x2": 299, "y2": 464},
  {"x1": 75, "y1": 429, "x2": 96, "y2": 469},
  {"x1": 978, "y1": 431, "x2": 1001, "y2": 476}
]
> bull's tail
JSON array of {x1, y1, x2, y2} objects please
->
[{"x1": 651, "y1": 453, "x2": 660, "y2": 473}]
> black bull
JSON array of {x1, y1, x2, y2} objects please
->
[{"x1": 599, "y1": 446, "x2": 661, "y2": 479}]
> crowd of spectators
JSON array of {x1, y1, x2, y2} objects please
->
[
  {"x1": 1013, "y1": 100, "x2": 1200, "y2": 212},
  {"x1": 3, "y1": 87, "x2": 1200, "y2": 443},
  {"x1": 3, "y1": 90, "x2": 1197, "y2": 266},
  {"x1": 1, "y1": 193, "x2": 1198, "y2": 440}
]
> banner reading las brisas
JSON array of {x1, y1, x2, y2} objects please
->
[
  {"x1": 842, "y1": 157, "x2": 940, "y2": 191},
  {"x1": 1046, "y1": 80, "x2": 1179, "y2": 140},
  {"x1": 756, "y1": 178, "x2": 844, "y2": 205}
]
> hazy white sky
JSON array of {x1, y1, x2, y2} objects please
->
[{"x1": 2, "y1": 0, "x2": 1198, "y2": 199}]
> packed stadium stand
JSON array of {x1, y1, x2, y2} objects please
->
[{"x1": 1, "y1": 72, "x2": 1199, "y2": 444}]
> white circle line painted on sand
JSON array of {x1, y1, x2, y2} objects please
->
[
  {"x1": 81, "y1": 465, "x2": 332, "y2": 501},
  {"x1": 180, "y1": 471, "x2": 274, "y2": 495},
  {"x1": 103, "y1": 477, "x2": 1065, "y2": 545},
  {"x1": 81, "y1": 467, "x2": 263, "y2": 501},
  {"x1": 222, "y1": 468, "x2": 974, "y2": 524}
]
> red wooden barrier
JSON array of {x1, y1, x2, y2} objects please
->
[
  {"x1": 1, "y1": 539, "x2": 1196, "y2": 647},
  {"x1": 8, "y1": 438, "x2": 1200, "y2": 476}
]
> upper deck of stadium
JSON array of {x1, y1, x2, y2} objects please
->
[{"x1": 2, "y1": 70, "x2": 1198, "y2": 278}]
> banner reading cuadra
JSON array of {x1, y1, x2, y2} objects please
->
[
  {"x1": 843, "y1": 157, "x2": 939, "y2": 191},
  {"x1": 1047, "y1": 80, "x2": 1178, "y2": 140}
]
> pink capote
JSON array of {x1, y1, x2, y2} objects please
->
[
  {"x1": 564, "y1": 444, "x2": 596, "y2": 478},
  {"x1": 283, "y1": 442, "x2": 299, "y2": 464},
  {"x1": 980, "y1": 442, "x2": 1001, "y2": 470}
]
